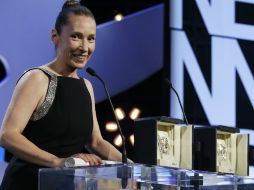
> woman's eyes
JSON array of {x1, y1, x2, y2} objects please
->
[
  {"x1": 71, "y1": 34, "x2": 80, "y2": 40},
  {"x1": 70, "y1": 34, "x2": 96, "y2": 42},
  {"x1": 88, "y1": 36, "x2": 95, "y2": 42}
]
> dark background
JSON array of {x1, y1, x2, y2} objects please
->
[
  {"x1": 83, "y1": 0, "x2": 254, "y2": 162},
  {"x1": 81, "y1": 0, "x2": 165, "y2": 24}
]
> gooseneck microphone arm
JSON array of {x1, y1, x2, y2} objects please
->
[
  {"x1": 86, "y1": 67, "x2": 127, "y2": 164},
  {"x1": 164, "y1": 78, "x2": 189, "y2": 125}
]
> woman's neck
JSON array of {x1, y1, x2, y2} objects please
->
[{"x1": 45, "y1": 60, "x2": 79, "y2": 78}]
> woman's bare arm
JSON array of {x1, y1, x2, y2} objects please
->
[{"x1": 0, "y1": 70, "x2": 64, "y2": 167}]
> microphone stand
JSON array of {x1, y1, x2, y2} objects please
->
[
  {"x1": 86, "y1": 67, "x2": 130, "y2": 189},
  {"x1": 164, "y1": 78, "x2": 189, "y2": 125},
  {"x1": 86, "y1": 67, "x2": 127, "y2": 164}
]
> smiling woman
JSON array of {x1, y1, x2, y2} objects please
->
[
  {"x1": 51, "y1": 14, "x2": 96, "y2": 71},
  {"x1": 0, "y1": 1, "x2": 127, "y2": 190}
]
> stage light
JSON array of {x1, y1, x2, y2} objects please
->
[
  {"x1": 129, "y1": 134, "x2": 134, "y2": 146},
  {"x1": 105, "y1": 121, "x2": 118, "y2": 132},
  {"x1": 129, "y1": 107, "x2": 141, "y2": 120},
  {"x1": 114, "y1": 13, "x2": 124, "y2": 21},
  {"x1": 113, "y1": 134, "x2": 123, "y2": 147},
  {"x1": 115, "y1": 107, "x2": 125, "y2": 120}
]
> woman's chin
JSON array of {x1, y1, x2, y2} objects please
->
[{"x1": 71, "y1": 61, "x2": 87, "y2": 69}]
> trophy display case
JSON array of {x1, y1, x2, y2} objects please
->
[
  {"x1": 194, "y1": 125, "x2": 249, "y2": 176},
  {"x1": 134, "y1": 116, "x2": 193, "y2": 169}
]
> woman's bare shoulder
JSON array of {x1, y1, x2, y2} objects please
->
[{"x1": 17, "y1": 69, "x2": 49, "y2": 88}]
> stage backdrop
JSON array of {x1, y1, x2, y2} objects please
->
[
  {"x1": 0, "y1": 2, "x2": 163, "y2": 160},
  {"x1": 169, "y1": 0, "x2": 254, "y2": 147}
]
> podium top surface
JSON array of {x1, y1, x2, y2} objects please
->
[{"x1": 135, "y1": 116, "x2": 185, "y2": 124}]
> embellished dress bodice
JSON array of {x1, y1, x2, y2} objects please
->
[
  {"x1": 0, "y1": 68, "x2": 94, "y2": 190},
  {"x1": 23, "y1": 68, "x2": 93, "y2": 157}
]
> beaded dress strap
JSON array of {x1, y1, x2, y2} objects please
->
[{"x1": 18, "y1": 68, "x2": 58, "y2": 121}]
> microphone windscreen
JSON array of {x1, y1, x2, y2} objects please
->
[
  {"x1": 86, "y1": 67, "x2": 97, "y2": 76},
  {"x1": 163, "y1": 78, "x2": 172, "y2": 88}
]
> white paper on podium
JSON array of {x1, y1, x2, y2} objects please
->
[{"x1": 64, "y1": 157, "x2": 121, "y2": 167}]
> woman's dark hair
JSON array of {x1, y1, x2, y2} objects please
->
[{"x1": 55, "y1": 0, "x2": 95, "y2": 34}]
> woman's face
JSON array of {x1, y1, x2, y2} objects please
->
[{"x1": 52, "y1": 14, "x2": 96, "y2": 69}]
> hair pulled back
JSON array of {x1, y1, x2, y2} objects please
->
[{"x1": 55, "y1": 0, "x2": 95, "y2": 34}]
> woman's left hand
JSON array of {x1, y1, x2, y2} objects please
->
[{"x1": 74, "y1": 153, "x2": 103, "y2": 166}]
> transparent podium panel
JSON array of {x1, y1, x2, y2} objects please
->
[
  {"x1": 135, "y1": 165, "x2": 238, "y2": 190},
  {"x1": 39, "y1": 164, "x2": 254, "y2": 190},
  {"x1": 39, "y1": 164, "x2": 134, "y2": 190},
  {"x1": 236, "y1": 176, "x2": 254, "y2": 190}
]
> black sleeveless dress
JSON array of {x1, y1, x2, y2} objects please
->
[{"x1": 0, "y1": 68, "x2": 93, "y2": 190}]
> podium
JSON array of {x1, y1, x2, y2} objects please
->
[{"x1": 39, "y1": 163, "x2": 254, "y2": 190}]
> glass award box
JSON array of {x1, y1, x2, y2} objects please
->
[
  {"x1": 134, "y1": 116, "x2": 193, "y2": 170},
  {"x1": 194, "y1": 125, "x2": 249, "y2": 176}
]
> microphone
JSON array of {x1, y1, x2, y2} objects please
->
[
  {"x1": 86, "y1": 67, "x2": 131, "y2": 188},
  {"x1": 86, "y1": 67, "x2": 128, "y2": 164},
  {"x1": 164, "y1": 78, "x2": 189, "y2": 125}
]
